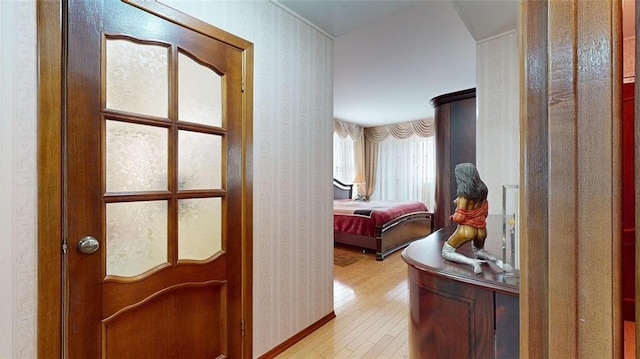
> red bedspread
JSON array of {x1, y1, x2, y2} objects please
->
[{"x1": 333, "y1": 199, "x2": 429, "y2": 237}]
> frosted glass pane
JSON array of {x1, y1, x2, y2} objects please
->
[
  {"x1": 106, "y1": 39, "x2": 168, "y2": 118},
  {"x1": 106, "y1": 121, "x2": 168, "y2": 192},
  {"x1": 106, "y1": 201, "x2": 168, "y2": 277},
  {"x1": 178, "y1": 131, "x2": 222, "y2": 190},
  {"x1": 178, "y1": 198, "x2": 222, "y2": 260},
  {"x1": 178, "y1": 53, "x2": 222, "y2": 127}
]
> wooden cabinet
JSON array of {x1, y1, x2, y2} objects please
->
[
  {"x1": 402, "y1": 215, "x2": 519, "y2": 358},
  {"x1": 431, "y1": 88, "x2": 476, "y2": 230}
]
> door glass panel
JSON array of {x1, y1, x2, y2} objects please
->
[
  {"x1": 178, "y1": 131, "x2": 222, "y2": 190},
  {"x1": 106, "y1": 38, "x2": 169, "y2": 118},
  {"x1": 106, "y1": 120, "x2": 168, "y2": 193},
  {"x1": 178, "y1": 52, "x2": 222, "y2": 127},
  {"x1": 106, "y1": 201, "x2": 168, "y2": 277},
  {"x1": 178, "y1": 198, "x2": 222, "y2": 260}
]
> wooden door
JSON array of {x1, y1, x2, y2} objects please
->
[{"x1": 64, "y1": 1, "x2": 250, "y2": 357}]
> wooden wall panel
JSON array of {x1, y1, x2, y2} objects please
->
[
  {"x1": 575, "y1": 1, "x2": 622, "y2": 356},
  {"x1": 521, "y1": 1, "x2": 622, "y2": 358},
  {"x1": 547, "y1": 0, "x2": 577, "y2": 356},
  {"x1": 37, "y1": 1, "x2": 63, "y2": 357},
  {"x1": 519, "y1": 1, "x2": 549, "y2": 357}
]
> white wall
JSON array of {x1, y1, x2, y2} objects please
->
[
  {"x1": 476, "y1": 30, "x2": 520, "y2": 215},
  {"x1": 624, "y1": 36, "x2": 635, "y2": 82},
  {"x1": 0, "y1": 1, "x2": 334, "y2": 358},
  {"x1": 163, "y1": 3, "x2": 334, "y2": 356},
  {"x1": 0, "y1": 1, "x2": 38, "y2": 358}
]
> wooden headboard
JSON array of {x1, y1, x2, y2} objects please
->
[{"x1": 333, "y1": 178, "x2": 353, "y2": 199}]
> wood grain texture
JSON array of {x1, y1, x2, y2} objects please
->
[
  {"x1": 334, "y1": 215, "x2": 433, "y2": 261},
  {"x1": 402, "y1": 221, "x2": 519, "y2": 358},
  {"x1": 259, "y1": 312, "x2": 336, "y2": 358},
  {"x1": 435, "y1": 102, "x2": 452, "y2": 230},
  {"x1": 38, "y1": 1, "x2": 255, "y2": 357},
  {"x1": 495, "y1": 293, "x2": 519, "y2": 359},
  {"x1": 626, "y1": 321, "x2": 636, "y2": 358},
  {"x1": 575, "y1": 1, "x2": 622, "y2": 357},
  {"x1": 407, "y1": 272, "x2": 494, "y2": 359},
  {"x1": 241, "y1": 43, "x2": 254, "y2": 359},
  {"x1": 547, "y1": 0, "x2": 577, "y2": 356},
  {"x1": 433, "y1": 89, "x2": 476, "y2": 231},
  {"x1": 402, "y1": 216, "x2": 518, "y2": 295},
  {"x1": 37, "y1": 1, "x2": 63, "y2": 357},
  {"x1": 275, "y1": 249, "x2": 412, "y2": 358},
  {"x1": 520, "y1": 1, "x2": 549, "y2": 357},
  {"x1": 522, "y1": 1, "x2": 623, "y2": 358},
  {"x1": 103, "y1": 284, "x2": 225, "y2": 357},
  {"x1": 611, "y1": 3, "x2": 624, "y2": 356}
]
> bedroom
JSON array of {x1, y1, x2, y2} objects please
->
[
  {"x1": 328, "y1": 0, "x2": 518, "y2": 261},
  {"x1": 0, "y1": 1, "x2": 632, "y2": 358},
  {"x1": 328, "y1": 3, "x2": 638, "y2": 358}
]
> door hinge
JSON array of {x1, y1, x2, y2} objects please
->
[
  {"x1": 241, "y1": 319, "x2": 245, "y2": 336},
  {"x1": 62, "y1": 239, "x2": 68, "y2": 255},
  {"x1": 241, "y1": 74, "x2": 245, "y2": 93}
]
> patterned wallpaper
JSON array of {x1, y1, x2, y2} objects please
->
[
  {"x1": 0, "y1": 1, "x2": 38, "y2": 358},
  {"x1": 0, "y1": 0, "x2": 333, "y2": 358},
  {"x1": 0, "y1": 2, "x2": 528, "y2": 357},
  {"x1": 161, "y1": 1, "x2": 336, "y2": 356},
  {"x1": 476, "y1": 30, "x2": 521, "y2": 215}
]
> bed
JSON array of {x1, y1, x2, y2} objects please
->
[{"x1": 333, "y1": 178, "x2": 433, "y2": 261}]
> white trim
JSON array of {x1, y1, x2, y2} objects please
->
[
  {"x1": 269, "y1": 0, "x2": 335, "y2": 40},
  {"x1": 476, "y1": 28, "x2": 518, "y2": 44}
]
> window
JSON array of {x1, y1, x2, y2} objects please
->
[
  {"x1": 371, "y1": 135, "x2": 435, "y2": 210},
  {"x1": 333, "y1": 132, "x2": 356, "y2": 184}
]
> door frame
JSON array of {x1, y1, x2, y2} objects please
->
[
  {"x1": 36, "y1": 1, "x2": 254, "y2": 357},
  {"x1": 520, "y1": 1, "x2": 623, "y2": 357}
]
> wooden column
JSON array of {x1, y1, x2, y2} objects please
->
[{"x1": 521, "y1": 1, "x2": 622, "y2": 358}]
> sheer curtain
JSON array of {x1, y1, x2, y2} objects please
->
[
  {"x1": 370, "y1": 134, "x2": 436, "y2": 211},
  {"x1": 333, "y1": 132, "x2": 356, "y2": 185}
]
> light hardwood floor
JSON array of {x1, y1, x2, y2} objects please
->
[
  {"x1": 625, "y1": 320, "x2": 636, "y2": 359},
  {"x1": 276, "y1": 245, "x2": 639, "y2": 358},
  {"x1": 276, "y1": 246, "x2": 410, "y2": 358}
]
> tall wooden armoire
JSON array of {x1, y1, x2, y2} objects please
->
[{"x1": 431, "y1": 88, "x2": 477, "y2": 231}]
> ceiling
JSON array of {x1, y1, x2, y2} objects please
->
[
  {"x1": 273, "y1": 0, "x2": 519, "y2": 127},
  {"x1": 274, "y1": 0, "x2": 636, "y2": 127},
  {"x1": 276, "y1": 0, "x2": 423, "y2": 38}
]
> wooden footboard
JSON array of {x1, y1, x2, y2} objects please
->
[{"x1": 335, "y1": 212, "x2": 433, "y2": 261}]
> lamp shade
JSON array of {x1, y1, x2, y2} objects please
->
[{"x1": 353, "y1": 173, "x2": 365, "y2": 184}]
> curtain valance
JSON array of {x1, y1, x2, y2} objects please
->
[
  {"x1": 364, "y1": 119, "x2": 435, "y2": 142},
  {"x1": 333, "y1": 119, "x2": 363, "y2": 141}
]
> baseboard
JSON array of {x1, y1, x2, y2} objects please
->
[{"x1": 258, "y1": 311, "x2": 336, "y2": 358}]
